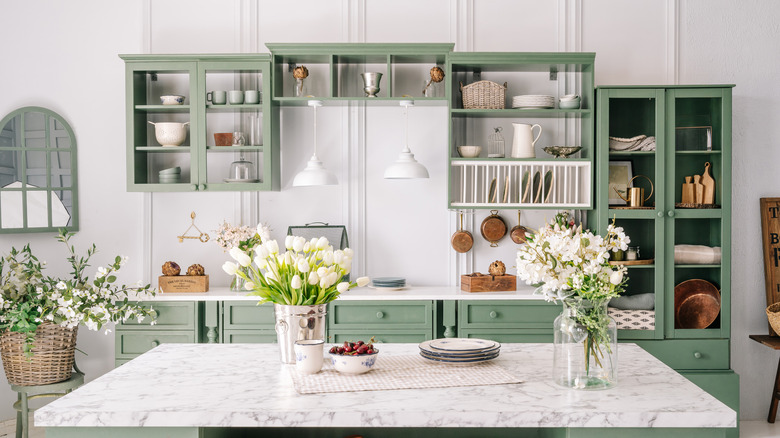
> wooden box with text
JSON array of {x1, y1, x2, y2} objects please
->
[{"x1": 158, "y1": 275, "x2": 209, "y2": 293}]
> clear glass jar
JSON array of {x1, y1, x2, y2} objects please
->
[
  {"x1": 488, "y1": 127, "x2": 505, "y2": 158},
  {"x1": 294, "y1": 78, "x2": 307, "y2": 97},
  {"x1": 553, "y1": 299, "x2": 617, "y2": 390},
  {"x1": 626, "y1": 246, "x2": 640, "y2": 261}
]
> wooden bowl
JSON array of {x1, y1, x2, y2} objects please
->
[{"x1": 674, "y1": 279, "x2": 721, "y2": 329}]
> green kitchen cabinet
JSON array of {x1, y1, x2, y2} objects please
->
[
  {"x1": 220, "y1": 301, "x2": 276, "y2": 344},
  {"x1": 446, "y1": 52, "x2": 595, "y2": 210},
  {"x1": 114, "y1": 302, "x2": 202, "y2": 366},
  {"x1": 121, "y1": 54, "x2": 279, "y2": 192},
  {"x1": 327, "y1": 300, "x2": 436, "y2": 344},
  {"x1": 266, "y1": 43, "x2": 453, "y2": 104},
  {"x1": 457, "y1": 300, "x2": 560, "y2": 342}
]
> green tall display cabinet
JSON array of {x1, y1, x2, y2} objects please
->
[
  {"x1": 592, "y1": 85, "x2": 737, "y2": 437},
  {"x1": 120, "y1": 54, "x2": 280, "y2": 192}
]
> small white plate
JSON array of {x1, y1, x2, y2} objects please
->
[{"x1": 427, "y1": 338, "x2": 499, "y2": 352}]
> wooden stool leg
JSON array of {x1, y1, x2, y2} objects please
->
[
  {"x1": 20, "y1": 392, "x2": 28, "y2": 438},
  {"x1": 770, "y1": 355, "x2": 780, "y2": 423},
  {"x1": 15, "y1": 393, "x2": 22, "y2": 438}
]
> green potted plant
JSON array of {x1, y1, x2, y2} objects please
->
[{"x1": 0, "y1": 230, "x2": 156, "y2": 385}]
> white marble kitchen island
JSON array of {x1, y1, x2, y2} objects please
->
[{"x1": 35, "y1": 343, "x2": 735, "y2": 438}]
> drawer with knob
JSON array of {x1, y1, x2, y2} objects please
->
[
  {"x1": 115, "y1": 331, "x2": 197, "y2": 358},
  {"x1": 330, "y1": 331, "x2": 431, "y2": 344},
  {"x1": 329, "y1": 301, "x2": 433, "y2": 330},
  {"x1": 634, "y1": 339, "x2": 729, "y2": 370},
  {"x1": 118, "y1": 302, "x2": 198, "y2": 330},
  {"x1": 459, "y1": 300, "x2": 560, "y2": 329}
]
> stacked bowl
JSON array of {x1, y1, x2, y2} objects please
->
[
  {"x1": 159, "y1": 166, "x2": 181, "y2": 184},
  {"x1": 370, "y1": 277, "x2": 406, "y2": 289}
]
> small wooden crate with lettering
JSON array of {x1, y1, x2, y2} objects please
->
[
  {"x1": 158, "y1": 275, "x2": 209, "y2": 293},
  {"x1": 461, "y1": 274, "x2": 516, "y2": 292}
]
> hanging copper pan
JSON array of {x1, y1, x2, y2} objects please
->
[
  {"x1": 451, "y1": 212, "x2": 473, "y2": 253},
  {"x1": 510, "y1": 210, "x2": 531, "y2": 244},
  {"x1": 480, "y1": 210, "x2": 507, "y2": 248}
]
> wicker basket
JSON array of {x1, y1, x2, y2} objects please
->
[
  {"x1": 767, "y1": 303, "x2": 780, "y2": 336},
  {"x1": 0, "y1": 323, "x2": 77, "y2": 386},
  {"x1": 460, "y1": 80, "x2": 507, "y2": 109}
]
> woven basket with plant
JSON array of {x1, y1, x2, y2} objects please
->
[{"x1": 0, "y1": 230, "x2": 156, "y2": 385}]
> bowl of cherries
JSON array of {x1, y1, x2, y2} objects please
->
[{"x1": 328, "y1": 338, "x2": 379, "y2": 375}]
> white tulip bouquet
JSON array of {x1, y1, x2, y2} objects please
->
[{"x1": 223, "y1": 232, "x2": 369, "y2": 305}]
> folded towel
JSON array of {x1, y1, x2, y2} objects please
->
[
  {"x1": 674, "y1": 245, "x2": 721, "y2": 264},
  {"x1": 609, "y1": 293, "x2": 655, "y2": 310}
]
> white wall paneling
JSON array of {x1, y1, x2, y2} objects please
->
[{"x1": 1, "y1": 0, "x2": 779, "y2": 422}]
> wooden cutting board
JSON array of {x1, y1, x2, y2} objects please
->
[{"x1": 701, "y1": 162, "x2": 715, "y2": 204}]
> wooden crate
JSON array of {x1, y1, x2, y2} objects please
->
[
  {"x1": 761, "y1": 197, "x2": 780, "y2": 335},
  {"x1": 461, "y1": 274, "x2": 516, "y2": 292},
  {"x1": 158, "y1": 275, "x2": 209, "y2": 293}
]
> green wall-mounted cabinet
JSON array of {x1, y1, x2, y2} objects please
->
[
  {"x1": 446, "y1": 52, "x2": 595, "y2": 210},
  {"x1": 121, "y1": 54, "x2": 279, "y2": 192}
]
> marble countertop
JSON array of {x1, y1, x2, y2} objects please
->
[
  {"x1": 35, "y1": 343, "x2": 735, "y2": 429},
  {"x1": 134, "y1": 285, "x2": 544, "y2": 301}
]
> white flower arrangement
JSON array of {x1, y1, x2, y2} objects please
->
[
  {"x1": 0, "y1": 230, "x2": 156, "y2": 355},
  {"x1": 223, "y1": 233, "x2": 368, "y2": 305},
  {"x1": 214, "y1": 221, "x2": 271, "y2": 252}
]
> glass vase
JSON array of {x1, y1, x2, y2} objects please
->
[
  {"x1": 294, "y1": 78, "x2": 307, "y2": 97},
  {"x1": 230, "y1": 271, "x2": 246, "y2": 291},
  {"x1": 553, "y1": 298, "x2": 617, "y2": 390}
]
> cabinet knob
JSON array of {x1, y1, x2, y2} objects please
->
[
  {"x1": 190, "y1": 184, "x2": 198, "y2": 191},
  {"x1": 376, "y1": 311, "x2": 384, "y2": 319},
  {"x1": 693, "y1": 351, "x2": 702, "y2": 359},
  {"x1": 199, "y1": 184, "x2": 206, "y2": 191},
  {"x1": 151, "y1": 340, "x2": 160, "y2": 348},
  {"x1": 667, "y1": 211, "x2": 675, "y2": 218},
  {"x1": 657, "y1": 211, "x2": 664, "y2": 218},
  {"x1": 489, "y1": 311, "x2": 498, "y2": 319}
]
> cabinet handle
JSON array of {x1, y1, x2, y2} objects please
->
[
  {"x1": 667, "y1": 211, "x2": 675, "y2": 218},
  {"x1": 190, "y1": 184, "x2": 198, "y2": 191},
  {"x1": 376, "y1": 311, "x2": 384, "y2": 319},
  {"x1": 489, "y1": 311, "x2": 498, "y2": 319},
  {"x1": 199, "y1": 184, "x2": 207, "y2": 191},
  {"x1": 151, "y1": 340, "x2": 160, "y2": 348},
  {"x1": 657, "y1": 211, "x2": 664, "y2": 218},
  {"x1": 693, "y1": 351, "x2": 702, "y2": 359}
]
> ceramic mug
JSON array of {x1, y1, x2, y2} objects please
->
[
  {"x1": 207, "y1": 91, "x2": 226, "y2": 105},
  {"x1": 228, "y1": 90, "x2": 244, "y2": 104},
  {"x1": 244, "y1": 90, "x2": 260, "y2": 104},
  {"x1": 294, "y1": 339, "x2": 324, "y2": 375}
]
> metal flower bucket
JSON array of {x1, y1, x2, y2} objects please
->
[{"x1": 274, "y1": 303, "x2": 327, "y2": 364}]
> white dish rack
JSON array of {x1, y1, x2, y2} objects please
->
[{"x1": 450, "y1": 160, "x2": 591, "y2": 208}]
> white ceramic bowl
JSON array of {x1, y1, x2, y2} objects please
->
[
  {"x1": 149, "y1": 122, "x2": 189, "y2": 147},
  {"x1": 329, "y1": 351, "x2": 378, "y2": 375},
  {"x1": 457, "y1": 145, "x2": 482, "y2": 158},
  {"x1": 558, "y1": 100, "x2": 581, "y2": 109},
  {"x1": 160, "y1": 95, "x2": 185, "y2": 105}
]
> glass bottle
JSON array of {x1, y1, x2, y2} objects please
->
[{"x1": 553, "y1": 299, "x2": 617, "y2": 390}]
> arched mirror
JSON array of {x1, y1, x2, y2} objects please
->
[{"x1": 0, "y1": 106, "x2": 79, "y2": 233}]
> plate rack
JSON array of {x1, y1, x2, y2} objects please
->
[{"x1": 449, "y1": 160, "x2": 591, "y2": 209}]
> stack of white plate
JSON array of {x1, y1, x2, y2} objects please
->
[
  {"x1": 418, "y1": 338, "x2": 500, "y2": 364},
  {"x1": 512, "y1": 95, "x2": 555, "y2": 109}
]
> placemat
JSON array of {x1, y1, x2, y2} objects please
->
[{"x1": 288, "y1": 354, "x2": 522, "y2": 394}]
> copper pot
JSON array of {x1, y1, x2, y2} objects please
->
[
  {"x1": 480, "y1": 210, "x2": 507, "y2": 247},
  {"x1": 510, "y1": 210, "x2": 530, "y2": 244},
  {"x1": 451, "y1": 212, "x2": 473, "y2": 253}
]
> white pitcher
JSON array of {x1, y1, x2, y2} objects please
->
[{"x1": 511, "y1": 123, "x2": 542, "y2": 158}]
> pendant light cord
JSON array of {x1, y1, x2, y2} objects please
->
[
  {"x1": 403, "y1": 103, "x2": 410, "y2": 153},
  {"x1": 312, "y1": 103, "x2": 318, "y2": 159}
]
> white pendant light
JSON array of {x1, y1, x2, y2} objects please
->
[
  {"x1": 384, "y1": 100, "x2": 429, "y2": 179},
  {"x1": 293, "y1": 100, "x2": 338, "y2": 187}
]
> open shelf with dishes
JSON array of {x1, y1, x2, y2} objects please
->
[
  {"x1": 121, "y1": 55, "x2": 279, "y2": 192},
  {"x1": 446, "y1": 52, "x2": 595, "y2": 210}
]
